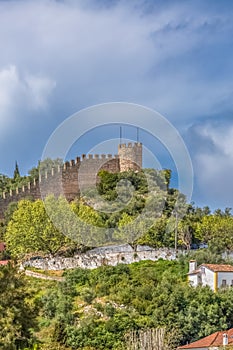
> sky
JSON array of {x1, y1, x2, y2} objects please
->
[{"x1": 0, "y1": 0, "x2": 233, "y2": 210}]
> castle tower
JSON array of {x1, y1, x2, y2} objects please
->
[{"x1": 118, "y1": 142, "x2": 142, "y2": 172}]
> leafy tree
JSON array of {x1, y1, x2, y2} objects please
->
[
  {"x1": 4, "y1": 201, "x2": 18, "y2": 224},
  {"x1": 5, "y1": 199, "x2": 70, "y2": 257},
  {"x1": 0, "y1": 264, "x2": 38, "y2": 349},
  {"x1": 0, "y1": 173, "x2": 11, "y2": 195},
  {"x1": 196, "y1": 215, "x2": 233, "y2": 253},
  {"x1": 137, "y1": 217, "x2": 168, "y2": 247},
  {"x1": 178, "y1": 222, "x2": 192, "y2": 250},
  {"x1": 160, "y1": 169, "x2": 171, "y2": 191}
]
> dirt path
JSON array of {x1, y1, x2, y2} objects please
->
[{"x1": 24, "y1": 269, "x2": 65, "y2": 282}]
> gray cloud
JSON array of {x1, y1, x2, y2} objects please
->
[
  {"x1": 0, "y1": 0, "x2": 232, "y2": 125},
  {"x1": 186, "y1": 118, "x2": 233, "y2": 209},
  {"x1": 0, "y1": 65, "x2": 55, "y2": 132},
  {"x1": 0, "y1": 0, "x2": 233, "y2": 209}
]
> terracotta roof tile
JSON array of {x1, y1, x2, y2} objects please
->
[
  {"x1": 202, "y1": 264, "x2": 233, "y2": 272},
  {"x1": 178, "y1": 328, "x2": 233, "y2": 349},
  {"x1": 188, "y1": 264, "x2": 233, "y2": 274},
  {"x1": 0, "y1": 261, "x2": 8, "y2": 265}
]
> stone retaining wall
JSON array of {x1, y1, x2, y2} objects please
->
[{"x1": 22, "y1": 245, "x2": 180, "y2": 271}]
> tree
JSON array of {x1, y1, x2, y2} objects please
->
[
  {"x1": 13, "y1": 161, "x2": 20, "y2": 180},
  {"x1": 178, "y1": 222, "x2": 192, "y2": 250},
  {"x1": 0, "y1": 173, "x2": 10, "y2": 195},
  {"x1": 196, "y1": 215, "x2": 233, "y2": 253},
  {"x1": 137, "y1": 217, "x2": 168, "y2": 248},
  {"x1": 125, "y1": 328, "x2": 166, "y2": 350},
  {"x1": 161, "y1": 169, "x2": 171, "y2": 191},
  {"x1": 5, "y1": 199, "x2": 70, "y2": 257},
  {"x1": 0, "y1": 264, "x2": 37, "y2": 349}
]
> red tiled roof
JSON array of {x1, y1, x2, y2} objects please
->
[
  {"x1": 188, "y1": 264, "x2": 233, "y2": 275},
  {"x1": 0, "y1": 260, "x2": 9, "y2": 265},
  {"x1": 202, "y1": 264, "x2": 233, "y2": 272},
  {"x1": 178, "y1": 328, "x2": 233, "y2": 349}
]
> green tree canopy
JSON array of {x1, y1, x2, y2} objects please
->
[
  {"x1": 0, "y1": 264, "x2": 38, "y2": 350},
  {"x1": 5, "y1": 199, "x2": 70, "y2": 257}
]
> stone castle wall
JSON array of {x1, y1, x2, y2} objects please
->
[
  {"x1": 0, "y1": 143, "x2": 142, "y2": 219},
  {"x1": 22, "y1": 245, "x2": 179, "y2": 271}
]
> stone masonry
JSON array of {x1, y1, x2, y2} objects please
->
[
  {"x1": 0, "y1": 142, "x2": 142, "y2": 219},
  {"x1": 22, "y1": 245, "x2": 179, "y2": 271}
]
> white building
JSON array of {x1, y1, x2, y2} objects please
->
[{"x1": 188, "y1": 260, "x2": 233, "y2": 292}]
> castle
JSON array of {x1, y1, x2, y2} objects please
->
[{"x1": 0, "y1": 142, "x2": 142, "y2": 219}]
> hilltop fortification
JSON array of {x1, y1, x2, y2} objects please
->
[{"x1": 0, "y1": 142, "x2": 142, "y2": 219}]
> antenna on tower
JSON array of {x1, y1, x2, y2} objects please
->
[
  {"x1": 120, "y1": 125, "x2": 122, "y2": 145},
  {"x1": 137, "y1": 127, "x2": 139, "y2": 142}
]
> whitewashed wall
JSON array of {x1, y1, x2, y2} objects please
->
[
  {"x1": 201, "y1": 267, "x2": 215, "y2": 290},
  {"x1": 188, "y1": 274, "x2": 199, "y2": 287},
  {"x1": 218, "y1": 271, "x2": 233, "y2": 288}
]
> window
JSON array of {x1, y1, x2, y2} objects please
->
[{"x1": 222, "y1": 279, "x2": 227, "y2": 287}]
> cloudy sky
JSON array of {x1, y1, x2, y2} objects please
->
[{"x1": 0, "y1": 0, "x2": 233, "y2": 210}]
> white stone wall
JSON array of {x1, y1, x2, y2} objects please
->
[
  {"x1": 189, "y1": 274, "x2": 199, "y2": 287},
  {"x1": 22, "y1": 245, "x2": 180, "y2": 271},
  {"x1": 201, "y1": 267, "x2": 215, "y2": 290},
  {"x1": 217, "y1": 271, "x2": 233, "y2": 288}
]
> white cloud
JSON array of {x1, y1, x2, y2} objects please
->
[
  {"x1": 188, "y1": 121, "x2": 233, "y2": 208},
  {"x1": 0, "y1": 65, "x2": 56, "y2": 133},
  {"x1": 25, "y1": 74, "x2": 56, "y2": 109}
]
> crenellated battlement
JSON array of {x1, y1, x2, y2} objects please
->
[
  {"x1": 0, "y1": 153, "x2": 120, "y2": 198},
  {"x1": 118, "y1": 142, "x2": 142, "y2": 149},
  {"x1": 0, "y1": 145, "x2": 142, "y2": 219}
]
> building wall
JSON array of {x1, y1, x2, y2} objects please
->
[
  {"x1": 0, "y1": 180, "x2": 41, "y2": 219},
  {"x1": 77, "y1": 154, "x2": 120, "y2": 192},
  {"x1": 189, "y1": 268, "x2": 233, "y2": 292},
  {"x1": 217, "y1": 271, "x2": 233, "y2": 288},
  {"x1": 201, "y1": 267, "x2": 215, "y2": 290},
  {"x1": 188, "y1": 274, "x2": 199, "y2": 287}
]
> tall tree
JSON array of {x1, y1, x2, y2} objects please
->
[{"x1": 13, "y1": 161, "x2": 20, "y2": 180}]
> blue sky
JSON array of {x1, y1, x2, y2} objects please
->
[{"x1": 0, "y1": 0, "x2": 233, "y2": 209}]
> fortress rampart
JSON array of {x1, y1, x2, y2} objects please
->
[{"x1": 0, "y1": 143, "x2": 142, "y2": 219}]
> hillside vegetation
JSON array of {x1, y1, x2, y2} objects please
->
[
  {"x1": 1, "y1": 167, "x2": 233, "y2": 349},
  {"x1": 1, "y1": 168, "x2": 233, "y2": 257},
  {"x1": 2, "y1": 255, "x2": 233, "y2": 349}
]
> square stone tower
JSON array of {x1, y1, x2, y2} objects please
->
[{"x1": 118, "y1": 142, "x2": 142, "y2": 172}]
